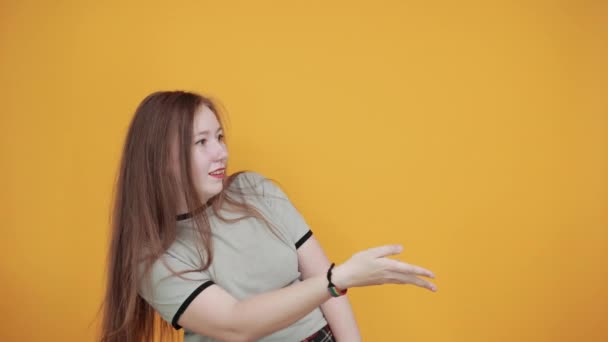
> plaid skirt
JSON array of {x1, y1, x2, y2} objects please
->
[{"x1": 301, "y1": 324, "x2": 335, "y2": 342}]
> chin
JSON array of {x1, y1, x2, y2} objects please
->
[{"x1": 205, "y1": 186, "x2": 223, "y2": 197}]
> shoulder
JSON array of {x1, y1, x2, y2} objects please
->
[
  {"x1": 228, "y1": 171, "x2": 289, "y2": 207},
  {"x1": 233, "y1": 171, "x2": 266, "y2": 187},
  {"x1": 230, "y1": 171, "x2": 277, "y2": 195}
]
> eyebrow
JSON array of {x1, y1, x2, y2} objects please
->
[{"x1": 195, "y1": 128, "x2": 223, "y2": 136}]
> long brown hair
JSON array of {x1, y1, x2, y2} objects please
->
[{"x1": 99, "y1": 91, "x2": 281, "y2": 342}]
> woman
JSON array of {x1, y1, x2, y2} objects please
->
[{"x1": 100, "y1": 90, "x2": 437, "y2": 342}]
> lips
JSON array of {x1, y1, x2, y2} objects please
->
[{"x1": 209, "y1": 168, "x2": 225, "y2": 176}]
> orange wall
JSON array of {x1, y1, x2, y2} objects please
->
[{"x1": 1, "y1": 1, "x2": 606, "y2": 341}]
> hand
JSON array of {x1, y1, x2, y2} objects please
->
[{"x1": 331, "y1": 245, "x2": 437, "y2": 292}]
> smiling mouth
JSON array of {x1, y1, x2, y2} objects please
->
[{"x1": 209, "y1": 168, "x2": 225, "y2": 177}]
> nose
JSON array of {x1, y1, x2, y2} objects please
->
[{"x1": 212, "y1": 139, "x2": 228, "y2": 162}]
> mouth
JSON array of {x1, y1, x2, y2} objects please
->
[{"x1": 209, "y1": 168, "x2": 226, "y2": 179}]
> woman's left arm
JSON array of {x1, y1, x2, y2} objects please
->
[{"x1": 297, "y1": 235, "x2": 362, "y2": 342}]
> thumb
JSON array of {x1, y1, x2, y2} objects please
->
[{"x1": 365, "y1": 244, "x2": 404, "y2": 258}]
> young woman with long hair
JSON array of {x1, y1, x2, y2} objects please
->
[{"x1": 99, "y1": 90, "x2": 437, "y2": 342}]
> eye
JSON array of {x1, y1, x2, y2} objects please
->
[
  {"x1": 218, "y1": 134, "x2": 225, "y2": 141},
  {"x1": 195, "y1": 139, "x2": 207, "y2": 146}
]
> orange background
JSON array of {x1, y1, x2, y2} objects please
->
[{"x1": 1, "y1": 1, "x2": 606, "y2": 341}]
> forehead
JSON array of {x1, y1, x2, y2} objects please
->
[{"x1": 193, "y1": 105, "x2": 221, "y2": 132}]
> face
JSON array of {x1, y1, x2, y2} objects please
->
[{"x1": 189, "y1": 105, "x2": 228, "y2": 202}]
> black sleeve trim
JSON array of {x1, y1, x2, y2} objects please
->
[
  {"x1": 171, "y1": 280, "x2": 215, "y2": 330},
  {"x1": 295, "y1": 230, "x2": 313, "y2": 249}
]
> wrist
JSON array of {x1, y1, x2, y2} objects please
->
[{"x1": 330, "y1": 263, "x2": 351, "y2": 290}]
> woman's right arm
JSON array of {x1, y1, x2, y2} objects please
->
[{"x1": 178, "y1": 244, "x2": 437, "y2": 342}]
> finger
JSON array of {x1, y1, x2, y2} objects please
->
[
  {"x1": 384, "y1": 259, "x2": 435, "y2": 278},
  {"x1": 365, "y1": 244, "x2": 404, "y2": 258},
  {"x1": 389, "y1": 273, "x2": 437, "y2": 292}
]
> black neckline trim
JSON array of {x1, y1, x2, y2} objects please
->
[
  {"x1": 176, "y1": 205, "x2": 208, "y2": 221},
  {"x1": 176, "y1": 212, "x2": 193, "y2": 221}
]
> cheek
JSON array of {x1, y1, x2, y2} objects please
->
[
  {"x1": 190, "y1": 153, "x2": 211, "y2": 173},
  {"x1": 192, "y1": 164, "x2": 208, "y2": 182},
  {"x1": 192, "y1": 163, "x2": 220, "y2": 191}
]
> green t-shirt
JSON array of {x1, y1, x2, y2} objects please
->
[{"x1": 138, "y1": 172, "x2": 327, "y2": 341}]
